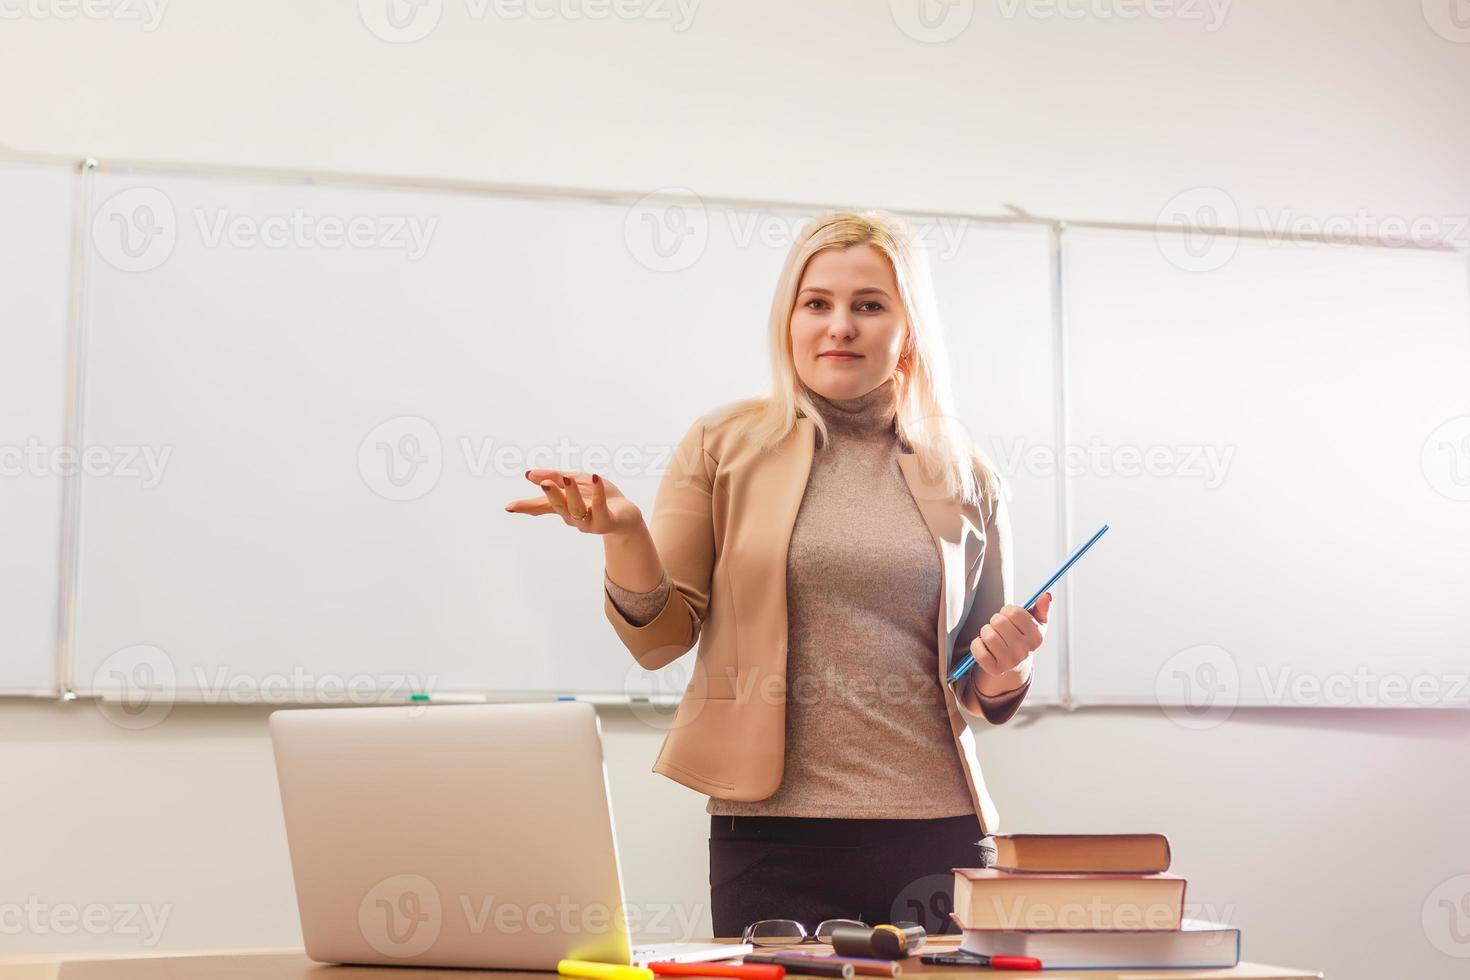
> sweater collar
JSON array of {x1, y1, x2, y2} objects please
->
[{"x1": 805, "y1": 375, "x2": 900, "y2": 438}]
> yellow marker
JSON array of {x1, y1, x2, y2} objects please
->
[{"x1": 557, "y1": 959, "x2": 655, "y2": 980}]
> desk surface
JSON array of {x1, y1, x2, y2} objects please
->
[{"x1": 0, "y1": 939, "x2": 1322, "y2": 980}]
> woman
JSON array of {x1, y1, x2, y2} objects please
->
[{"x1": 505, "y1": 211, "x2": 1051, "y2": 938}]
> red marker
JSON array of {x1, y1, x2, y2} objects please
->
[
  {"x1": 919, "y1": 951, "x2": 1041, "y2": 971},
  {"x1": 648, "y1": 962, "x2": 784, "y2": 980}
]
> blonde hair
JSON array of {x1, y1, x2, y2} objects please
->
[{"x1": 706, "y1": 209, "x2": 1001, "y2": 510}]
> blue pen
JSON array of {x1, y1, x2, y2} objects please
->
[{"x1": 945, "y1": 523, "x2": 1110, "y2": 684}]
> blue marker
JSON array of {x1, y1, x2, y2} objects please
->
[{"x1": 946, "y1": 523, "x2": 1110, "y2": 684}]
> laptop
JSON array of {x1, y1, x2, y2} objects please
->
[{"x1": 269, "y1": 700, "x2": 749, "y2": 968}]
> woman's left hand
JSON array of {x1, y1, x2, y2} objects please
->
[{"x1": 971, "y1": 592, "x2": 1053, "y2": 677}]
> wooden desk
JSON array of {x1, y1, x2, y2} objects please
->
[{"x1": 0, "y1": 938, "x2": 1322, "y2": 980}]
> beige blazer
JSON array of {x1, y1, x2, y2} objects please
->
[{"x1": 602, "y1": 409, "x2": 1029, "y2": 833}]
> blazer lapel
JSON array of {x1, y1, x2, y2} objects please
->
[
  {"x1": 898, "y1": 452, "x2": 984, "y2": 681},
  {"x1": 734, "y1": 418, "x2": 817, "y2": 681}
]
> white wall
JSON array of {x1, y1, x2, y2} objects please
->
[{"x1": 3, "y1": 2, "x2": 1469, "y2": 979}]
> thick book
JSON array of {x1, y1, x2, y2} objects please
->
[
  {"x1": 953, "y1": 868, "x2": 1186, "y2": 931},
  {"x1": 954, "y1": 915, "x2": 1241, "y2": 969},
  {"x1": 990, "y1": 833, "x2": 1172, "y2": 874}
]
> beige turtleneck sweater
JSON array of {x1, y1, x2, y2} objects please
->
[{"x1": 605, "y1": 377, "x2": 1023, "y2": 818}]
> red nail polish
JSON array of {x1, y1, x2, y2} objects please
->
[
  {"x1": 524, "y1": 470, "x2": 530, "y2": 479},
  {"x1": 592, "y1": 474, "x2": 600, "y2": 484},
  {"x1": 562, "y1": 476, "x2": 570, "y2": 486}
]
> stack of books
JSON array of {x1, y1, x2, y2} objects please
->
[{"x1": 949, "y1": 834, "x2": 1241, "y2": 970}]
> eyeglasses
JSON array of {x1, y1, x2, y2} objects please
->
[{"x1": 741, "y1": 918, "x2": 867, "y2": 947}]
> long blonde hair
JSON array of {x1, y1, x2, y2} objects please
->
[{"x1": 706, "y1": 209, "x2": 1001, "y2": 510}]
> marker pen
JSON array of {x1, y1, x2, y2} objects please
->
[
  {"x1": 918, "y1": 951, "x2": 1041, "y2": 971},
  {"x1": 742, "y1": 952, "x2": 854, "y2": 978}
]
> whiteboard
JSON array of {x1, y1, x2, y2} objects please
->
[
  {"x1": 71, "y1": 170, "x2": 1062, "y2": 702},
  {"x1": 1064, "y1": 228, "x2": 1470, "y2": 710},
  {"x1": 0, "y1": 161, "x2": 73, "y2": 696},
  {"x1": 922, "y1": 220, "x2": 1063, "y2": 705}
]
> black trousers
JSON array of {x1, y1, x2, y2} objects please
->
[{"x1": 708, "y1": 814, "x2": 996, "y2": 940}]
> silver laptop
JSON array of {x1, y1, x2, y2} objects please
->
[{"x1": 269, "y1": 700, "x2": 748, "y2": 968}]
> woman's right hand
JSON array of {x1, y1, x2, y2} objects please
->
[{"x1": 504, "y1": 469, "x2": 643, "y2": 537}]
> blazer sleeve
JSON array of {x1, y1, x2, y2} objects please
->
[
  {"x1": 950, "y1": 486, "x2": 1032, "y2": 724},
  {"x1": 602, "y1": 417, "x2": 716, "y2": 671}
]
